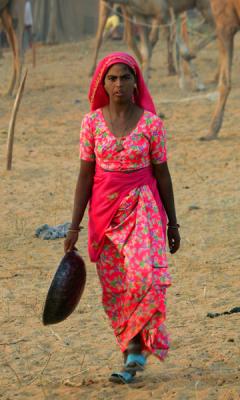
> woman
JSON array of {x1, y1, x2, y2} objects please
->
[{"x1": 64, "y1": 52, "x2": 180, "y2": 384}]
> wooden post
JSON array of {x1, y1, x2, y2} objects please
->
[{"x1": 6, "y1": 70, "x2": 28, "y2": 171}]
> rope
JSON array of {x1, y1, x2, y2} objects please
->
[
  {"x1": 159, "y1": 91, "x2": 240, "y2": 104},
  {"x1": 158, "y1": 91, "x2": 219, "y2": 104},
  {"x1": 103, "y1": 1, "x2": 212, "y2": 39},
  {"x1": 103, "y1": 1, "x2": 174, "y2": 29}
]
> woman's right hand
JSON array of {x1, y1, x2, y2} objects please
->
[{"x1": 64, "y1": 231, "x2": 79, "y2": 253}]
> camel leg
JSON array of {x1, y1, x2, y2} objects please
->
[
  {"x1": 149, "y1": 7, "x2": 176, "y2": 76},
  {"x1": 123, "y1": 11, "x2": 143, "y2": 65},
  {"x1": 133, "y1": 15, "x2": 152, "y2": 83},
  {"x1": 178, "y1": 12, "x2": 216, "y2": 62},
  {"x1": 89, "y1": 0, "x2": 112, "y2": 76},
  {"x1": 178, "y1": 13, "x2": 205, "y2": 91},
  {"x1": 187, "y1": 59, "x2": 206, "y2": 91},
  {"x1": 149, "y1": 19, "x2": 159, "y2": 49},
  {"x1": 165, "y1": 8, "x2": 177, "y2": 76},
  {"x1": 176, "y1": 25, "x2": 185, "y2": 90},
  {"x1": 180, "y1": 14, "x2": 190, "y2": 77},
  {"x1": 163, "y1": 23, "x2": 177, "y2": 76},
  {"x1": 1, "y1": 9, "x2": 20, "y2": 96},
  {"x1": 201, "y1": 34, "x2": 234, "y2": 141},
  {"x1": 183, "y1": 32, "x2": 218, "y2": 85},
  {"x1": 177, "y1": 18, "x2": 216, "y2": 91},
  {"x1": 176, "y1": 15, "x2": 188, "y2": 90},
  {"x1": 190, "y1": 32, "x2": 217, "y2": 59},
  {"x1": 176, "y1": 20, "x2": 205, "y2": 91},
  {"x1": 149, "y1": 20, "x2": 169, "y2": 75},
  {"x1": 122, "y1": 6, "x2": 128, "y2": 43}
]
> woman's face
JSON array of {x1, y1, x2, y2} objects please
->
[{"x1": 104, "y1": 63, "x2": 136, "y2": 104}]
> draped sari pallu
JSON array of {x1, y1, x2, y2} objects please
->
[{"x1": 88, "y1": 165, "x2": 171, "y2": 359}]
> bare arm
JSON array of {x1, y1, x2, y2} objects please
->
[
  {"x1": 64, "y1": 160, "x2": 95, "y2": 252},
  {"x1": 70, "y1": 160, "x2": 95, "y2": 228},
  {"x1": 152, "y1": 162, "x2": 180, "y2": 253},
  {"x1": 152, "y1": 162, "x2": 177, "y2": 224}
]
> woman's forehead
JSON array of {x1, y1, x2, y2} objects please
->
[{"x1": 106, "y1": 63, "x2": 133, "y2": 75}]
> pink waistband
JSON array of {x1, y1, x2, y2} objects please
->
[{"x1": 88, "y1": 165, "x2": 165, "y2": 262}]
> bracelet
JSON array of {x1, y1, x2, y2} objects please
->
[
  {"x1": 68, "y1": 225, "x2": 83, "y2": 233},
  {"x1": 167, "y1": 223, "x2": 180, "y2": 229}
]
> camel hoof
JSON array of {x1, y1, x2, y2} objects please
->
[{"x1": 199, "y1": 135, "x2": 218, "y2": 141}]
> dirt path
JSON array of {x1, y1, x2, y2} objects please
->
[{"x1": 0, "y1": 36, "x2": 239, "y2": 399}]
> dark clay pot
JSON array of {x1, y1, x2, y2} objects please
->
[{"x1": 42, "y1": 250, "x2": 86, "y2": 325}]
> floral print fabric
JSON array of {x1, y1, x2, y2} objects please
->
[
  {"x1": 79, "y1": 109, "x2": 167, "y2": 171},
  {"x1": 80, "y1": 108, "x2": 171, "y2": 360},
  {"x1": 97, "y1": 185, "x2": 171, "y2": 360}
]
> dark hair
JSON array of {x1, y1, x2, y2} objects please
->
[
  {"x1": 125, "y1": 65, "x2": 136, "y2": 79},
  {"x1": 103, "y1": 63, "x2": 136, "y2": 83}
]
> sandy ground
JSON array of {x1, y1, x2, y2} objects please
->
[{"x1": 0, "y1": 33, "x2": 240, "y2": 400}]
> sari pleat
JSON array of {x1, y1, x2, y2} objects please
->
[{"x1": 95, "y1": 175, "x2": 171, "y2": 360}]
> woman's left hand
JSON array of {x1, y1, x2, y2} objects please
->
[{"x1": 167, "y1": 227, "x2": 181, "y2": 254}]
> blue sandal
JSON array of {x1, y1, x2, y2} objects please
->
[
  {"x1": 109, "y1": 371, "x2": 135, "y2": 384},
  {"x1": 125, "y1": 354, "x2": 147, "y2": 372}
]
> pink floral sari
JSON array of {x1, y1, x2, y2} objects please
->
[{"x1": 86, "y1": 52, "x2": 171, "y2": 360}]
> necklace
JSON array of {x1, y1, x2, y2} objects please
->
[
  {"x1": 116, "y1": 138, "x2": 125, "y2": 152},
  {"x1": 108, "y1": 105, "x2": 135, "y2": 152}
]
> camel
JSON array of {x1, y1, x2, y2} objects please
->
[
  {"x1": 90, "y1": 0, "x2": 177, "y2": 77},
  {"x1": 203, "y1": 0, "x2": 240, "y2": 140},
  {"x1": 0, "y1": 0, "x2": 26, "y2": 95},
  {"x1": 90, "y1": 0, "x2": 216, "y2": 87}
]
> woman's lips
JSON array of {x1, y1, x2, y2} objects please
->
[{"x1": 114, "y1": 91, "x2": 124, "y2": 96}]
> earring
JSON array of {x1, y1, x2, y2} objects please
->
[{"x1": 134, "y1": 84, "x2": 138, "y2": 96}]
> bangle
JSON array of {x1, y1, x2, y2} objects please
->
[
  {"x1": 68, "y1": 225, "x2": 82, "y2": 233},
  {"x1": 167, "y1": 223, "x2": 180, "y2": 229}
]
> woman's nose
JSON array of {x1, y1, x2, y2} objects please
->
[{"x1": 116, "y1": 78, "x2": 122, "y2": 87}]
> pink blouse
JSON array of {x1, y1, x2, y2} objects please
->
[{"x1": 79, "y1": 108, "x2": 167, "y2": 171}]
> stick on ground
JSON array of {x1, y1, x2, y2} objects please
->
[{"x1": 6, "y1": 70, "x2": 28, "y2": 171}]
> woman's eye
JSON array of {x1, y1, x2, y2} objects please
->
[{"x1": 107, "y1": 75, "x2": 132, "y2": 82}]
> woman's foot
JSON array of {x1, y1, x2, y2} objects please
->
[
  {"x1": 125, "y1": 353, "x2": 147, "y2": 372},
  {"x1": 109, "y1": 370, "x2": 135, "y2": 384},
  {"x1": 124, "y1": 333, "x2": 146, "y2": 372}
]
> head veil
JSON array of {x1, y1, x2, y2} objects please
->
[{"x1": 88, "y1": 52, "x2": 156, "y2": 114}]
